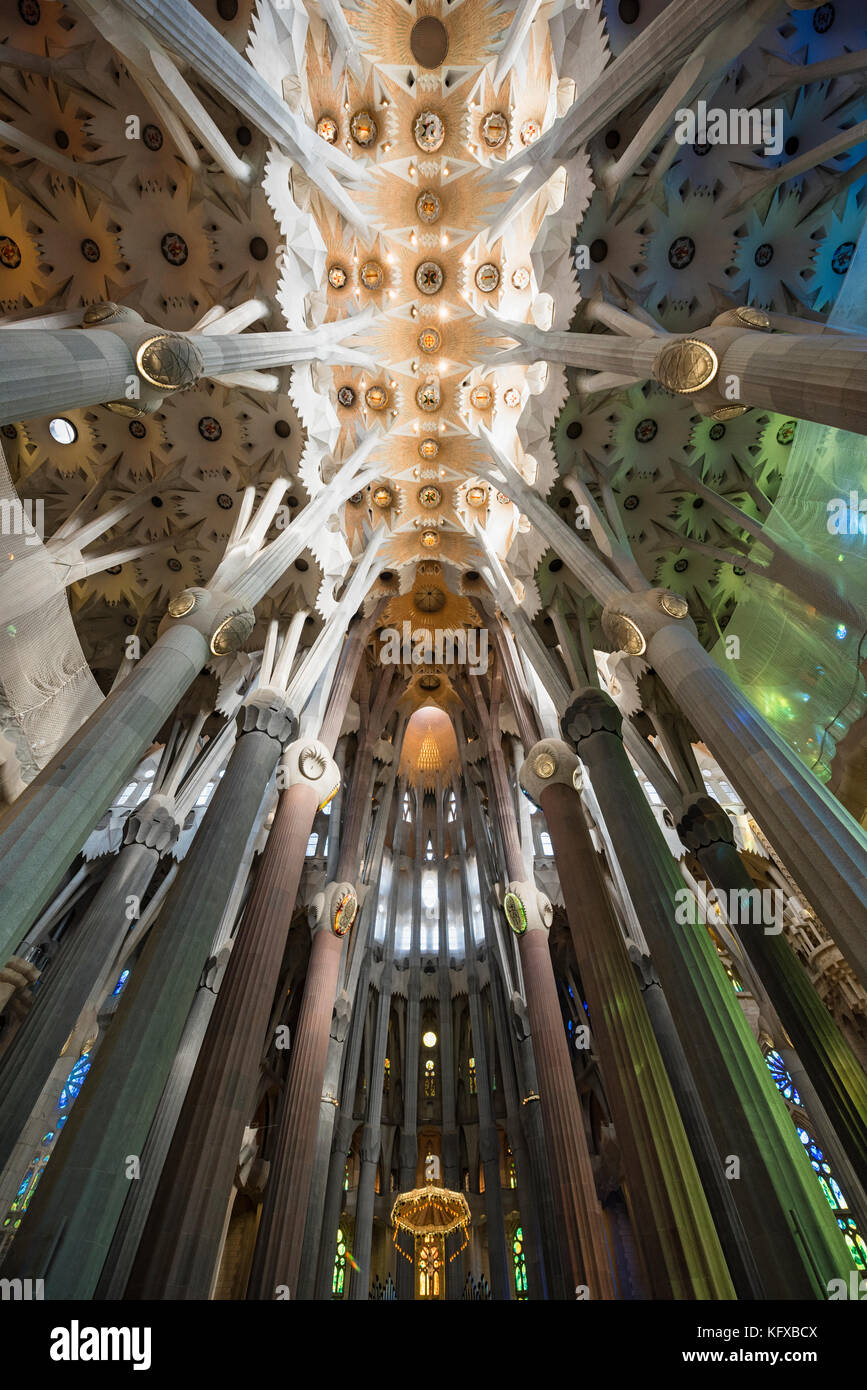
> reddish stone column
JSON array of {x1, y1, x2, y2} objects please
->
[
  {"x1": 246, "y1": 913, "x2": 350, "y2": 1298},
  {"x1": 520, "y1": 741, "x2": 734, "y2": 1300},
  {"x1": 512, "y1": 910, "x2": 616, "y2": 1298}
]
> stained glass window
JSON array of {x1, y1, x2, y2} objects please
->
[
  {"x1": 507, "y1": 1149, "x2": 517, "y2": 1189},
  {"x1": 418, "y1": 1233, "x2": 442, "y2": 1298},
  {"x1": 384, "y1": 1057, "x2": 390, "y2": 1093},
  {"x1": 58, "y1": 1051, "x2": 92, "y2": 1109},
  {"x1": 332, "y1": 1228, "x2": 347, "y2": 1297},
  {"x1": 468, "y1": 1057, "x2": 477, "y2": 1094},
  {"x1": 766, "y1": 1049, "x2": 801, "y2": 1104},
  {"x1": 797, "y1": 1127, "x2": 867, "y2": 1270},
  {"x1": 513, "y1": 1225, "x2": 528, "y2": 1299},
  {"x1": 111, "y1": 968, "x2": 130, "y2": 997},
  {"x1": 424, "y1": 1058, "x2": 436, "y2": 1097}
]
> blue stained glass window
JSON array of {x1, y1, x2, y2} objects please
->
[
  {"x1": 58, "y1": 1052, "x2": 92, "y2": 1109},
  {"x1": 112, "y1": 969, "x2": 130, "y2": 996},
  {"x1": 766, "y1": 1049, "x2": 801, "y2": 1104}
]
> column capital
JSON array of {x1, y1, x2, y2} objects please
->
[
  {"x1": 561, "y1": 686, "x2": 623, "y2": 745},
  {"x1": 238, "y1": 691, "x2": 298, "y2": 747},
  {"x1": 499, "y1": 879, "x2": 553, "y2": 937},
  {"x1": 83, "y1": 301, "x2": 204, "y2": 415},
  {"x1": 122, "y1": 793, "x2": 181, "y2": 854},
  {"x1": 600, "y1": 588, "x2": 696, "y2": 658},
  {"x1": 278, "y1": 738, "x2": 340, "y2": 804},
  {"x1": 519, "y1": 739, "x2": 582, "y2": 805},
  {"x1": 676, "y1": 793, "x2": 737, "y2": 852},
  {"x1": 309, "y1": 880, "x2": 358, "y2": 939},
  {"x1": 157, "y1": 586, "x2": 256, "y2": 656}
]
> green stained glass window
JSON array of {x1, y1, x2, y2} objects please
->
[
  {"x1": 333, "y1": 1228, "x2": 347, "y2": 1297},
  {"x1": 513, "y1": 1226, "x2": 528, "y2": 1299}
]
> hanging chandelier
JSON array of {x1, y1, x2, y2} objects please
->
[{"x1": 390, "y1": 1185, "x2": 471, "y2": 1264}]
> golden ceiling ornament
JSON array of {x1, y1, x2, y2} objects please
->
[
  {"x1": 604, "y1": 611, "x2": 646, "y2": 656},
  {"x1": 135, "y1": 335, "x2": 203, "y2": 390},
  {"x1": 735, "y1": 305, "x2": 770, "y2": 330},
  {"x1": 465, "y1": 484, "x2": 487, "y2": 508},
  {"x1": 390, "y1": 1186, "x2": 471, "y2": 1262},
  {"x1": 350, "y1": 109, "x2": 377, "y2": 146},
  {"x1": 654, "y1": 339, "x2": 719, "y2": 395},
  {"x1": 659, "y1": 591, "x2": 689, "y2": 619},
  {"x1": 413, "y1": 110, "x2": 445, "y2": 152},
  {"x1": 420, "y1": 528, "x2": 440, "y2": 547},
  {"x1": 533, "y1": 751, "x2": 556, "y2": 780},
  {"x1": 167, "y1": 590, "x2": 197, "y2": 618},
  {"x1": 372, "y1": 485, "x2": 394, "y2": 509},
  {"x1": 327, "y1": 264, "x2": 348, "y2": 289},
  {"x1": 418, "y1": 327, "x2": 441, "y2": 354},
  {"x1": 316, "y1": 115, "x2": 338, "y2": 144},
  {"x1": 469, "y1": 384, "x2": 493, "y2": 410},
  {"x1": 415, "y1": 260, "x2": 444, "y2": 295},
  {"x1": 359, "y1": 260, "x2": 384, "y2": 290},
  {"x1": 210, "y1": 609, "x2": 255, "y2": 656},
  {"x1": 416, "y1": 380, "x2": 441, "y2": 412},
  {"x1": 475, "y1": 262, "x2": 500, "y2": 293},
  {"x1": 710, "y1": 404, "x2": 748, "y2": 421},
  {"x1": 482, "y1": 111, "x2": 508, "y2": 148},
  {"x1": 418, "y1": 484, "x2": 441, "y2": 508},
  {"x1": 365, "y1": 384, "x2": 389, "y2": 410},
  {"x1": 419, "y1": 437, "x2": 439, "y2": 459},
  {"x1": 416, "y1": 189, "x2": 442, "y2": 224}
]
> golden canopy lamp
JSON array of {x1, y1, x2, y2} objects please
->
[{"x1": 390, "y1": 1186, "x2": 471, "y2": 1264}]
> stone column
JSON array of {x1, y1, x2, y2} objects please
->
[
  {"x1": 246, "y1": 881, "x2": 359, "y2": 1299},
  {"x1": 677, "y1": 793, "x2": 867, "y2": 1197},
  {"x1": 298, "y1": 765, "x2": 399, "y2": 1299},
  {"x1": 350, "y1": 947, "x2": 396, "y2": 1300},
  {"x1": 520, "y1": 740, "x2": 735, "y2": 1300},
  {"x1": 125, "y1": 738, "x2": 338, "y2": 1300},
  {"x1": 505, "y1": 881, "x2": 616, "y2": 1299},
  {"x1": 1, "y1": 693, "x2": 295, "y2": 1298},
  {"x1": 601, "y1": 588, "x2": 867, "y2": 991},
  {"x1": 479, "y1": 708, "x2": 614, "y2": 1296},
  {"x1": 394, "y1": 796, "x2": 424, "y2": 1302},
  {"x1": 562, "y1": 687, "x2": 851, "y2": 1298},
  {"x1": 0, "y1": 796, "x2": 178, "y2": 1177},
  {"x1": 455, "y1": 745, "x2": 560, "y2": 1299},
  {"x1": 0, "y1": 618, "x2": 212, "y2": 965}
]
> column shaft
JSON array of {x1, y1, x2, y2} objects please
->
[
  {"x1": 247, "y1": 928, "x2": 345, "y2": 1298},
  {"x1": 1, "y1": 725, "x2": 281, "y2": 1297}
]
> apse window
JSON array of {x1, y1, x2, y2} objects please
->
[{"x1": 48, "y1": 417, "x2": 77, "y2": 445}]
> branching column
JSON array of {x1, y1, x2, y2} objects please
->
[
  {"x1": 475, "y1": 682, "x2": 614, "y2": 1297},
  {"x1": 562, "y1": 687, "x2": 851, "y2": 1298},
  {"x1": 677, "y1": 793, "x2": 867, "y2": 1197},
  {"x1": 2, "y1": 693, "x2": 297, "y2": 1297},
  {"x1": 520, "y1": 740, "x2": 734, "y2": 1300}
]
